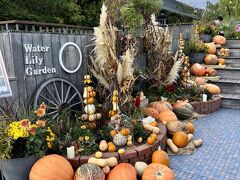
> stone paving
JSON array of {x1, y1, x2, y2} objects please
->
[{"x1": 170, "y1": 108, "x2": 240, "y2": 180}]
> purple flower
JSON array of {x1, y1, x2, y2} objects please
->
[{"x1": 235, "y1": 24, "x2": 240, "y2": 32}]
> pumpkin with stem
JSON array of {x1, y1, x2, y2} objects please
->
[
  {"x1": 213, "y1": 35, "x2": 226, "y2": 45},
  {"x1": 205, "y1": 67, "x2": 216, "y2": 76},
  {"x1": 191, "y1": 63, "x2": 206, "y2": 76},
  {"x1": 205, "y1": 42, "x2": 216, "y2": 54},
  {"x1": 152, "y1": 147, "x2": 170, "y2": 167},
  {"x1": 157, "y1": 110, "x2": 178, "y2": 124},
  {"x1": 204, "y1": 54, "x2": 218, "y2": 65},
  {"x1": 203, "y1": 83, "x2": 221, "y2": 95},
  {"x1": 75, "y1": 163, "x2": 105, "y2": 180},
  {"x1": 107, "y1": 163, "x2": 137, "y2": 180},
  {"x1": 172, "y1": 131, "x2": 188, "y2": 148},
  {"x1": 185, "y1": 122, "x2": 195, "y2": 134},
  {"x1": 142, "y1": 163, "x2": 174, "y2": 180}
]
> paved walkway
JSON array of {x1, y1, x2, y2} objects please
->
[{"x1": 171, "y1": 108, "x2": 240, "y2": 180}]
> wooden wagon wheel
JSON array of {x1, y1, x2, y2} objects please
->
[{"x1": 34, "y1": 78, "x2": 83, "y2": 119}]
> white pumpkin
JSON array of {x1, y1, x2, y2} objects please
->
[
  {"x1": 113, "y1": 133, "x2": 127, "y2": 147},
  {"x1": 84, "y1": 104, "x2": 96, "y2": 114},
  {"x1": 135, "y1": 161, "x2": 148, "y2": 176}
]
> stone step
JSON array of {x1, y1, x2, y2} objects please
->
[
  {"x1": 225, "y1": 40, "x2": 240, "y2": 49},
  {"x1": 213, "y1": 67, "x2": 240, "y2": 79},
  {"x1": 221, "y1": 93, "x2": 240, "y2": 109},
  {"x1": 225, "y1": 49, "x2": 240, "y2": 57},
  {"x1": 212, "y1": 79, "x2": 240, "y2": 94},
  {"x1": 224, "y1": 58, "x2": 240, "y2": 67}
]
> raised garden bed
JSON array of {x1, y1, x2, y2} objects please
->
[
  {"x1": 67, "y1": 123, "x2": 167, "y2": 170},
  {"x1": 190, "y1": 96, "x2": 222, "y2": 114}
]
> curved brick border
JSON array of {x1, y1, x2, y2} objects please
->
[
  {"x1": 67, "y1": 123, "x2": 167, "y2": 170},
  {"x1": 190, "y1": 96, "x2": 222, "y2": 114}
]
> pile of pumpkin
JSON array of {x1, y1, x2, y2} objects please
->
[
  {"x1": 29, "y1": 151, "x2": 175, "y2": 180},
  {"x1": 144, "y1": 100, "x2": 203, "y2": 153}
]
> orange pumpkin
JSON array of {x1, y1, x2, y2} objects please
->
[
  {"x1": 107, "y1": 163, "x2": 137, "y2": 180},
  {"x1": 172, "y1": 131, "x2": 188, "y2": 148},
  {"x1": 152, "y1": 148, "x2": 170, "y2": 167},
  {"x1": 158, "y1": 110, "x2": 178, "y2": 123},
  {"x1": 205, "y1": 67, "x2": 217, "y2": 76},
  {"x1": 195, "y1": 77, "x2": 207, "y2": 85},
  {"x1": 203, "y1": 83, "x2": 221, "y2": 95},
  {"x1": 204, "y1": 54, "x2": 218, "y2": 65},
  {"x1": 148, "y1": 101, "x2": 173, "y2": 113},
  {"x1": 144, "y1": 108, "x2": 159, "y2": 119},
  {"x1": 142, "y1": 163, "x2": 174, "y2": 180},
  {"x1": 205, "y1": 42, "x2": 216, "y2": 54},
  {"x1": 191, "y1": 63, "x2": 206, "y2": 76},
  {"x1": 29, "y1": 154, "x2": 74, "y2": 180},
  {"x1": 185, "y1": 122, "x2": 195, "y2": 134},
  {"x1": 75, "y1": 163, "x2": 105, "y2": 180},
  {"x1": 110, "y1": 129, "x2": 118, "y2": 137},
  {"x1": 213, "y1": 35, "x2": 226, "y2": 45},
  {"x1": 147, "y1": 136, "x2": 156, "y2": 145},
  {"x1": 120, "y1": 128, "x2": 130, "y2": 136},
  {"x1": 150, "y1": 121, "x2": 158, "y2": 127},
  {"x1": 218, "y1": 58, "x2": 225, "y2": 65}
]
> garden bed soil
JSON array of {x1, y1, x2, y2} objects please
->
[
  {"x1": 190, "y1": 96, "x2": 221, "y2": 114},
  {"x1": 67, "y1": 123, "x2": 167, "y2": 170}
]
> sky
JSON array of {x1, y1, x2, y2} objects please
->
[{"x1": 177, "y1": 0, "x2": 218, "y2": 9}]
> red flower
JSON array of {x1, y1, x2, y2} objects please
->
[
  {"x1": 134, "y1": 96, "x2": 141, "y2": 108},
  {"x1": 166, "y1": 84, "x2": 171, "y2": 93},
  {"x1": 19, "y1": 119, "x2": 30, "y2": 128},
  {"x1": 29, "y1": 127, "x2": 37, "y2": 135}
]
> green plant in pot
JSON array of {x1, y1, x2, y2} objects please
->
[
  {"x1": 184, "y1": 39, "x2": 208, "y2": 64},
  {"x1": 0, "y1": 103, "x2": 56, "y2": 180}
]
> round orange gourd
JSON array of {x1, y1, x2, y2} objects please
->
[
  {"x1": 195, "y1": 77, "x2": 207, "y2": 85},
  {"x1": 218, "y1": 58, "x2": 225, "y2": 65},
  {"x1": 108, "y1": 144, "x2": 116, "y2": 152},
  {"x1": 203, "y1": 83, "x2": 221, "y2": 95},
  {"x1": 213, "y1": 35, "x2": 226, "y2": 45},
  {"x1": 148, "y1": 101, "x2": 173, "y2": 113},
  {"x1": 29, "y1": 154, "x2": 74, "y2": 180},
  {"x1": 144, "y1": 108, "x2": 159, "y2": 119},
  {"x1": 150, "y1": 121, "x2": 158, "y2": 127},
  {"x1": 120, "y1": 128, "x2": 130, "y2": 136},
  {"x1": 204, "y1": 54, "x2": 218, "y2": 65},
  {"x1": 147, "y1": 137, "x2": 156, "y2": 145},
  {"x1": 150, "y1": 133, "x2": 158, "y2": 140},
  {"x1": 158, "y1": 110, "x2": 178, "y2": 123},
  {"x1": 185, "y1": 122, "x2": 195, "y2": 134},
  {"x1": 152, "y1": 148, "x2": 170, "y2": 167},
  {"x1": 107, "y1": 163, "x2": 137, "y2": 180},
  {"x1": 205, "y1": 42, "x2": 216, "y2": 54},
  {"x1": 110, "y1": 129, "x2": 118, "y2": 137},
  {"x1": 142, "y1": 163, "x2": 174, "y2": 180},
  {"x1": 205, "y1": 67, "x2": 216, "y2": 76},
  {"x1": 172, "y1": 131, "x2": 188, "y2": 148},
  {"x1": 191, "y1": 63, "x2": 206, "y2": 76},
  {"x1": 75, "y1": 163, "x2": 105, "y2": 180}
]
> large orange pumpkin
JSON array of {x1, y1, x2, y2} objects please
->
[
  {"x1": 195, "y1": 77, "x2": 207, "y2": 85},
  {"x1": 75, "y1": 163, "x2": 105, "y2": 180},
  {"x1": 191, "y1": 63, "x2": 206, "y2": 76},
  {"x1": 185, "y1": 122, "x2": 195, "y2": 134},
  {"x1": 213, "y1": 35, "x2": 226, "y2": 45},
  {"x1": 218, "y1": 58, "x2": 225, "y2": 65},
  {"x1": 107, "y1": 163, "x2": 137, "y2": 180},
  {"x1": 148, "y1": 101, "x2": 173, "y2": 113},
  {"x1": 142, "y1": 163, "x2": 174, "y2": 180},
  {"x1": 144, "y1": 108, "x2": 159, "y2": 119},
  {"x1": 203, "y1": 83, "x2": 221, "y2": 95},
  {"x1": 172, "y1": 131, "x2": 188, "y2": 148},
  {"x1": 158, "y1": 110, "x2": 178, "y2": 123},
  {"x1": 29, "y1": 154, "x2": 74, "y2": 180},
  {"x1": 205, "y1": 67, "x2": 217, "y2": 76},
  {"x1": 152, "y1": 148, "x2": 170, "y2": 167},
  {"x1": 205, "y1": 42, "x2": 216, "y2": 54},
  {"x1": 204, "y1": 54, "x2": 218, "y2": 65}
]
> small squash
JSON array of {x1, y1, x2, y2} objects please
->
[
  {"x1": 157, "y1": 110, "x2": 178, "y2": 124},
  {"x1": 118, "y1": 148, "x2": 125, "y2": 154},
  {"x1": 105, "y1": 157, "x2": 118, "y2": 167},
  {"x1": 148, "y1": 101, "x2": 173, "y2": 113},
  {"x1": 185, "y1": 122, "x2": 195, "y2": 134},
  {"x1": 173, "y1": 101, "x2": 195, "y2": 120},
  {"x1": 193, "y1": 138, "x2": 203, "y2": 147},
  {"x1": 204, "y1": 54, "x2": 218, "y2": 65},
  {"x1": 166, "y1": 121, "x2": 186, "y2": 136},
  {"x1": 108, "y1": 144, "x2": 116, "y2": 152},
  {"x1": 218, "y1": 58, "x2": 225, "y2": 65},
  {"x1": 213, "y1": 35, "x2": 226, "y2": 45},
  {"x1": 120, "y1": 128, "x2": 130, "y2": 136},
  {"x1": 99, "y1": 140, "x2": 108, "y2": 151},
  {"x1": 147, "y1": 136, "x2": 156, "y2": 145},
  {"x1": 75, "y1": 163, "x2": 105, "y2": 180},
  {"x1": 113, "y1": 133, "x2": 127, "y2": 147},
  {"x1": 149, "y1": 121, "x2": 158, "y2": 127},
  {"x1": 135, "y1": 161, "x2": 148, "y2": 176},
  {"x1": 95, "y1": 151, "x2": 103, "y2": 158},
  {"x1": 203, "y1": 83, "x2": 221, "y2": 95},
  {"x1": 142, "y1": 163, "x2": 174, "y2": 180},
  {"x1": 143, "y1": 108, "x2": 159, "y2": 119},
  {"x1": 172, "y1": 131, "x2": 188, "y2": 148},
  {"x1": 206, "y1": 42, "x2": 216, "y2": 54},
  {"x1": 205, "y1": 67, "x2": 217, "y2": 76},
  {"x1": 110, "y1": 129, "x2": 118, "y2": 137},
  {"x1": 191, "y1": 63, "x2": 206, "y2": 76},
  {"x1": 102, "y1": 166, "x2": 110, "y2": 175},
  {"x1": 166, "y1": 139, "x2": 179, "y2": 154},
  {"x1": 152, "y1": 147, "x2": 169, "y2": 167},
  {"x1": 195, "y1": 77, "x2": 207, "y2": 85},
  {"x1": 107, "y1": 163, "x2": 137, "y2": 180}
]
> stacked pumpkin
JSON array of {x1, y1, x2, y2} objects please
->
[{"x1": 80, "y1": 75, "x2": 102, "y2": 129}]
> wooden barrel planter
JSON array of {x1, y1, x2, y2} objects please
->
[
  {"x1": 67, "y1": 123, "x2": 167, "y2": 170},
  {"x1": 190, "y1": 96, "x2": 222, "y2": 114}
]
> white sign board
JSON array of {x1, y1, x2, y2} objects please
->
[{"x1": 0, "y1": 50, "x2": 12, "y2": 98}]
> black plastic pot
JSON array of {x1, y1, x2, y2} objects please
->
[
  {"x1": 188, "y1": 52, "x2": 205, "y2": 64},
  {"x1": 200, "y1": 34, "x2": 212, "y2": 43}
]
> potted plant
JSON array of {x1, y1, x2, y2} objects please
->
[
  {"x1": 0, "y1": 103, "x2": 55, "y2": 180},
  {"x1": 184, "y1": 39, "x2": 208, "y2": 64},
  {"x1": 199, "y1": 23, "x2": 217, "y2": 42}
]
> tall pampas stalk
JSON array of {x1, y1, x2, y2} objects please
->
[{"x1": 164, "y1": 59, "x2": 183, "y2": 84}]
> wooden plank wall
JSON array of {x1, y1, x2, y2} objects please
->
[{"x1": 0, "y1": 32, "x2": 93, "y2": 106}]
